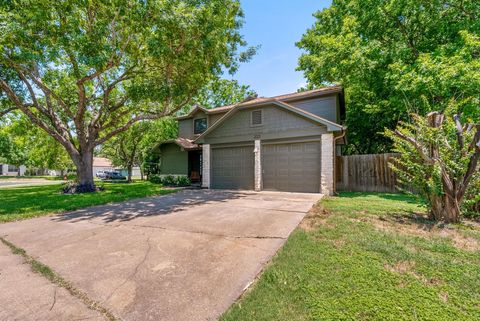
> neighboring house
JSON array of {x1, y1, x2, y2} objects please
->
[
  {"x1": 92, "y1": 157, "x2": 141, "y2": 177},
  {"x1": 0, "y1": 164, "x2": 26, "y2": 176},
  {"x1": 153, "y1": 86, "x2": 346, "y2": 195},
  {"x1": 93, "y1": 157, "x2": 115, "y2": 174}
]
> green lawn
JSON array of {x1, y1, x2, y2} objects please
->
[
  {"x1": 222, "y1": 192, "x2": 480, "y2": 321},
  {"x1": 0, "y1": 181, "x2": 175, "y2": 223}
]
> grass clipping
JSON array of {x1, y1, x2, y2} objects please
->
[{"x1": 0, "y1": 237, "x2": 118, "y2": 321}]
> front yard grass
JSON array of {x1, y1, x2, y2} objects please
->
[
  {"x1": 0, "y1": 181, "x2": 175, "y2": 223},
  {"x1": 222, "y1": 192, "x2": 480, "y2": 321}
]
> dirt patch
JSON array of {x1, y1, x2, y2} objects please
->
[
  {"x1": 358, "y1": 214, "x2": 480, "y2": 252},
  {"x1": 384, "y1": 260, "x2": 416, "y2": 274},
  {"x1": 300, "y1": 203, "x2": 331, "y2": 231},
  {"x1": 385, "y1": 260, "x2": 444, "y2": 286}
]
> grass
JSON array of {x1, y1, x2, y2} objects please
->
[
  {"x1": 0, "y1": 180, "x2": 175, "y2": 223},
  {"x1": 222, "y1": 192, "x2": 480, "y2": 321}
]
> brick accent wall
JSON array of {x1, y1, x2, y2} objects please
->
[
  {"x1": 321, "y1": 133, "x2": 334, "y2": 195},
  {"x1": 202, "y1": 144, "x2": 211, "y2": 188},
  {"x1": 254, "y1": 140, "x2": 262, "y2": 191}
]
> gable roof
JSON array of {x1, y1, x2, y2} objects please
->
[
  {"x1": 194, "y1": 99, "x2": 345, "y2": 143},
  {"x1": 157, "y1": 138, "x2": 200, "y2": 150},
  {"x1": 177, "y1": 85, "x2": 344, "y2": 120}
]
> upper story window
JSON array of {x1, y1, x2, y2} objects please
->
[
  {"x1": 194, "y1": 118, "x2": 208, "y2": 134},
  {"x1": 251, "y1": 109, "x2": 263, "y2": 126}
]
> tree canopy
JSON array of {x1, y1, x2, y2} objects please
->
[
  {"x1": 297, "y1": 0, "x2": 480, "y2": 154},
  {"x1": 0, "y1": 0, "x2": 252, "y2": 190}
]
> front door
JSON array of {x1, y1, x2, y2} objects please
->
[{"x1": 188, "y1": 150, "x2": 202, "y2": 183}]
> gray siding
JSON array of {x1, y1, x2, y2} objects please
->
[
  {"x1": 201, "y1": 105, "x2": 327, "y2": 145},
  {"x1": 178, "y1": 119, "x2": 194, "y2": 140},
  {"x1": 178, "y1": 110, "x2": 227, "y2": 139},
  {"x1": 289, "y1": 95, "x2": 338, "y2": 123},
  {"x1": 160, "y1": 143, "x2": 188, "y2": 175},
  {"x1": 209, "y1": 112, "x2": 226, "y2": 125}
]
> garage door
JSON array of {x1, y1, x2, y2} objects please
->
[
  {"x1": 211, "y1": 146, "x2": 254, "y2": 189},
  {"x1": 262, "y1": 141, "x2": 320, "y2": 193}
]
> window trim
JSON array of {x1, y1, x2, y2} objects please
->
[
  {"x1": 193, "y1": 117, "x2": 208, "y2": 135},
  {"x1": 250, "y1": 109, "x2": 263, "y2": 127}
]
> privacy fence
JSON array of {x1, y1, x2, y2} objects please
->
[{"x1": 335, "y1": 153, "x2": 402, "y2": 193}]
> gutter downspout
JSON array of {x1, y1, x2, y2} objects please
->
[{"x1": 333, "y1": 128, "x2": 347, "y2": 195}]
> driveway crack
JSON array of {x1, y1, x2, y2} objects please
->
[
  {"x1": 104, "y1": 236, "x2": 152, "y2": 304},
  {"x1": 49, "y1": 287, "x2": 57, "y2": 311},
  {"x1": 129, "y1": 223, "x2": 287, "y2": 240}
]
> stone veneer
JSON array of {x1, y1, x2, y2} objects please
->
[
  {"x1": 320, "y1": 133, "x2": 334, "y2": 195},
  {"x1": 202, "y1": 144, "x2": 210, "y2": 188}
]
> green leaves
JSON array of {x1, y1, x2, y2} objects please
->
[{"x1": 297, "y1": 0, "x2": 480, "y2": 154}]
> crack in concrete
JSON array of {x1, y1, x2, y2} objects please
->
[
  {"x1": 129, "y1": 223, "x2": 287, "y2": 240},
  {"x1": 103, "y1": 236, "x2": 152, "y2": 304},
  {"x1": 78, "y1": 219, "x2": 287, "y2": 241},
  {"x1": 49, "y1": 287, "x2": 57, "y2": 311}
]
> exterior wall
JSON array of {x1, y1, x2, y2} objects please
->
[
  {"x1": 320, "y1": 133, "x2": 334, "y2": 195},
  {"x1": 202, "y1": 144, "x2": 211, "y2": 188},
  {"x1": 178, "y1": 110, "x2": 228, "y2": 139},
  {"x1": 159, "y1": 143, "x2": 188, "y2": 175},
  {"x1": 209, "y1": 112, "x2": 226, "y2": 126},
  {"x1": 178, "y1": 119, "x2": 194, "y2": 140},
  {"x1": 201, "y1": 105, "x2": 327, "y2": 145},
  {"x1": 288, "y1": 95, "x2": 338, "y2": 123}
]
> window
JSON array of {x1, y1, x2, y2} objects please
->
[
  {"x1": 194, "y1": 118, "x2": 207, "y2": 134},
  {"x1": 251, "y1": 110, "x2": 263, "y2": 126},
  {"x1": 8, "y1": 165, "x2": 18, "y2": 172}
]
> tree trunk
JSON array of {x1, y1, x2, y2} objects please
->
[
  {"x1": 429, "y1": 194, "x2": 461, "y2": 223},
  {"x1": 140, "y1": 167, "x2": 144, "y2": 180},
  {"x1": 127, "y1": 164, "x2": 132, "y2": 183},
  {"x1": 73, "y1": 150, "x2": 96, "y2": 192}
]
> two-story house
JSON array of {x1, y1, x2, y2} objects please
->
[{"x1": 153, "y1": 85, "x2": 346, "y2": 195}]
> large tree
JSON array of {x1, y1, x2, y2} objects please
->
[
  {"x1": 190, "y1": 78, "x2": 256, "y2": 110},
  {"x1": 297, "y1": 0, "x2": 480, "y2": 154},
  {"x1": 0, "y1": 0, "x2": 251, "y2": 191}
]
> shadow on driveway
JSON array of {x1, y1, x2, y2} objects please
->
[{"x1": 53, "y1": 189, "x2": 249, "y2": 224}]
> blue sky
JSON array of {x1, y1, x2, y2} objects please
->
[{"x1": 229, "y1": 0, "x2": 332, "y2": 97}]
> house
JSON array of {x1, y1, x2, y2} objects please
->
[
  {"x1": 0, "y1": 164, "x2": 26, "y2": 176},
  {"x1": 93, "y1": 157, "x2": 115, "y2": 174},
  {"x1": 92, "y1": 157, "x2": 141, "y2": 177},
  {"x1": 153, "y1": 86, "x2": 346, "y2": 195}
]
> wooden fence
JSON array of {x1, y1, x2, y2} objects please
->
[{"x1": 335, "y1": 153, "x2": 401, "y2": 193}]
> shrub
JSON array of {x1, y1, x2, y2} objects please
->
[
  {"x1": 386, "y1": 111, "x2": 480, "y2": 223},
  {"x1": 162, "y1": 175, "x2": 176, "y2": 186},
  {"x1": 176, "y1": 175, "x2": 191, "y2": 186},
  {"x1": 148, "y1": 174, "x2": 190, "y2": 187},
  {"x1": 148, "y1": 174, "x2": 162, "y2": 184}
]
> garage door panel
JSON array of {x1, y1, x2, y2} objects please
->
[
  {"x1": 262, "y1": 141, "x2": 320, "y2": 193},
  {"x1": 212, "y1": 146, "x2": 254, "y2": 190}
]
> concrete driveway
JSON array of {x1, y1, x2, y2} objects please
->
[{"x1": 0, "y1": 189, "x2": 321, "y2": 321}]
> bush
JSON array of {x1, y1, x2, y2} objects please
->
[
  {"x1": 148, "y1": 174, "x2": 162, "y2": 184},
  {"x1": 148, "y1": 174, "x2": 190, "y2": 187},
  {"x1": 176, "y1": 175, "x2": 191, "y2": 186},
  {"x1": 162, "y1": 175, "x2": 176, "y2": 186}
]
